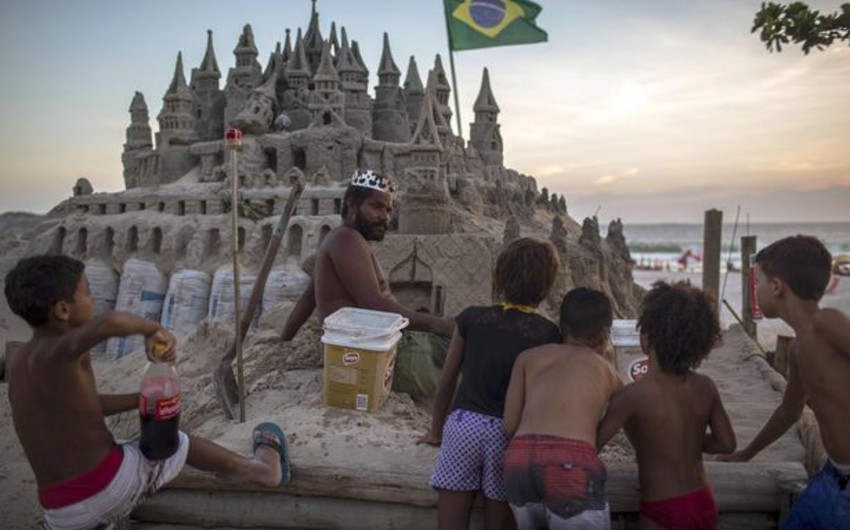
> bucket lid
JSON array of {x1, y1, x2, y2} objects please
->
[
  {"x1": 323, "y1": 307, "x2": 409, "y2": 338},
  {"x1": 321, "y1": 330, "x2": 402, "y2": 352}
]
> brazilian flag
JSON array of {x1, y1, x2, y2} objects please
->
[{"x1": 445, "y1": 0, "x2": 548, "y2": 51}]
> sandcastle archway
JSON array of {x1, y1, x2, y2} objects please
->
[{"x1": 389, "y1": 242, "x2": 442, "y2": 315}]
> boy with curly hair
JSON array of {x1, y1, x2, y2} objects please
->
[
  {"x1": 5, "y1": 255, "x2": 289, "y2": 529},
  {"x1": 597, "y1": 281, "x2": 736, "y2": 530},
  {"x1": 720, "y1": 235, "x2": 850, "y2": 529}
]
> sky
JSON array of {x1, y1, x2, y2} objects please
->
[{"x1": 1, "y1": 0, "x2": 848, "y2": 224}]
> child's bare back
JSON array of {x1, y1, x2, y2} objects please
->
[
  {"x1": 793, "y1": 307, "x2": 850, "y2": 464},
  {"x1": 604, "y1": 368, "x2": 728, "y2": 501},
  {"x1": 8, "y1": 337, "x2": 117, "y2": 488},
  {"x1": 506, "y1": 343, "x2": 620, "y2": 444}
]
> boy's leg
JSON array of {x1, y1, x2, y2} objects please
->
[
  {"x1": 483, "y1": 497, "x2": 516, "y2": 530},
  {"x1": 437, "y1": 490, "x2": 476, "y2": 530},
  {"x1": 185, "y1": 427, "x2": 283, "y2": 488}
]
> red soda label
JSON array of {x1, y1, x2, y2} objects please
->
[{"x1": 140, "y1": 393, "x2": 181, "y2": 420}]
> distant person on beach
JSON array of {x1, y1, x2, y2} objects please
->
[
  {"x1": 719, "y1": 235, "x2": 850, "y2": 530},
  {"x1": 280, "y1": 169, "x2": 453, "y2": 399},
  {"x1": 4, "y1": 255, "x2": 290, "y2": 529},
  {"x1": 502, "y1": 287, "x2": 622, "y2": 529},
  {"x1": 597, "y1": 281, "x2": 736, "y2": 530},
  {"x1": 419, "y1": 238, "x2": 562, "y2": 530}
]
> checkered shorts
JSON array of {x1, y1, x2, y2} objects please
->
[{"x1": 430, "y1": 409, "x2": 510, "y2": 501}]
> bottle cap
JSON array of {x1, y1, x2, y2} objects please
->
[{"x1": 152, "y1": 341, "x2": 168, "y2": 359}]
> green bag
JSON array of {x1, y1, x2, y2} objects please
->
[{"x1": 392, "y1": 331, "x2": 450, "y2": 400}]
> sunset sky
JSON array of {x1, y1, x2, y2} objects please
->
[{"x1": 1, "y1": 0, "x2": 848, "y2": 224}]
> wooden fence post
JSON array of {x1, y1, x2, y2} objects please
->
[
  {"x1": 702, "y1": 209, "x2": 723, "y2": 307},
  {"x1": 774, "y1": 335, "x2": 795, "y2": 379},
  {"x1": 741, "y1": 236, "x2": 758, "y2": 338}
]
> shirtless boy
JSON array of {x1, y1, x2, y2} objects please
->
[
  {"x1": 719, "y1": 235, "x2": 850, "y2": 529},
  {"x1": 503, "y1": 287, "x2": 622, "y2": 529},
  {"x1": 597, "y1": 281, "x2": 736, "y2": 530},
  {"x1": 5, "y1": 255, "x2": 288, "y2": 529}
]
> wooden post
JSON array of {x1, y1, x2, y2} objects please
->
[
  {"x1": 741, "y1": 236, "x2": 758, "y2": 338},
  {"x1": 702, "y1": 209, "x2": 723, "y2": 307},
  {"x1": 774, "y1": 335, "x2": 794, "y2": 379}
]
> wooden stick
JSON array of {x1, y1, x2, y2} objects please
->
[
  {"x1": 722, "y1": 298, "x2": 767, "y2": 357},
  {"x1": 214, "y1": 173, "x2": 305, "y2": 419}
]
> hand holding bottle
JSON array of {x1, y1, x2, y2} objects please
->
[{"x1": 145, "y1": 328, "x2": 176, "y2": 363}]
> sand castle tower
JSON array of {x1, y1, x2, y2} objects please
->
[
  {"x1": 223, "y1": 25, "x2": 262, "y2": 127},
  {"x1": 431, "y1": 55, "x2": 454, "y2": 135},
  {"x1": 156, "y1": 53, "x2": 197, "y2": 183},
  {"x1": 302, "y1": 7, "x2": 324, "y2": 74},
  {"x1": 398, "y1": 71, "x2": 452, "y2": 235},
  {"x1": 308, "y1": 43, "x2": 345, "y2": 128},
  {"x1": 336, "y1": 28, "x2": 371, "y2": 135},
  {"x1": 282, "y1": 29, "x2": 312, "y2": 131},
  {"x1": 122, "y1": 92, "x2": 153, "y2": 189},
  {"x1": 190, "y1": 30, "x2": 224, "y2": 142},
  {"x1": 372, "y1": 33, "x2": 409, "y2": 142},
  {"x1": 469, "y1": 68, "x2": 503, "y2": 167},
  {"x1": 403, "y1": 57, "x2": 425, "y2": 136}
]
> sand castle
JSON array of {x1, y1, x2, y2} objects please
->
[{"x1": 21, "y1": 6, "x2": 639, "y2": 329}]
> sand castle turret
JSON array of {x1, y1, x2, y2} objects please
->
[
  {"x1": 308, "y1": 42, "x2": 345, "y2": 128},
  {"x1": 336, "y1": 28, "x2": 371, "y2": 134},
  {"x1": 302, "y1": 8, "x2": 324, "y2": 75},
  {"x1": 431, "y1": 55, "x2": 453, "y2": 135},
  {"x1": 372, "y1": 33, "x2": 409, "y2": 142},
  {"x1": 403, "y1": 57, "x2": 425, "y2": 136},
  {"x1": 469, "y1": 68, "x2": 503, "y2": 167},
  {"x1": 224, "y1": 25, "x2": 262, "y2": 127},
  {"x1": 190, "y1": 30, "x2": 224, "y2": 142}
]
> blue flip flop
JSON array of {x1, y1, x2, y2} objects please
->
[{"x1": 252, "y1": 422, "x2": 291, "y2": 486}]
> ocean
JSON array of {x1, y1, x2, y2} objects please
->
[
  {"x1": 620, "y1": 222, "x2": 850, "y2": 270},
  {"x1": 621, "y1": 222, "x2": 850, "y2": 349}
]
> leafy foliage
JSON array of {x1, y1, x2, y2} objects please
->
[{"x1": 752, "y1": 2, "x2": 850, "y2": 53}]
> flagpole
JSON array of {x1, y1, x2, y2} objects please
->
[{"x1": 442, "y1": 2, "x2": 464, "y2": 141}]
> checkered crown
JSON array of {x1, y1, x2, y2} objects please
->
[{"x1": 351, "y1": 170, "x2": 395, "y2": 195}]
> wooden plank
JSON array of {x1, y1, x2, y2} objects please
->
[{"x1": 135, "y1": 461, "x2": 806, "y2": 528}]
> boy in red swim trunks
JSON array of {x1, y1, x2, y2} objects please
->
[
  {"x1": 5, "y1": 255, "x2": 290, "y2": 529},
  {"x1": 503, "y1": 288, "x2": 622, "y2": 529},
  {"x1": 597, "y1": 281, "x2": 736, "y2": 529}
]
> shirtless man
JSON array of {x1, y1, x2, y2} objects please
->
[
  {"x1": 4, "y1": 255, "x2": 288, "y2": 529},
  {"x1": 719, "y1": 236, "x2": 850, "y2": 530},
  {"x1": 597, "y1": 281, "x2": 736, "y2": 530},
  {"x1": 281, "y1": 170, "x2": 453, "y2": 396},
  {"x1": 502, "y1": 288, "x2": 622, "y2": 529}
]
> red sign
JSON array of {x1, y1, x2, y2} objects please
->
[
  {"x1": 225, "y1": 127, "x2": 243, "y2": 148},
  {"x1": 629, "y1": 358, "x2": 649, "y2": 382},
  {"x1": 749, "y1": 266, "x2": 763, "y2": 320}
]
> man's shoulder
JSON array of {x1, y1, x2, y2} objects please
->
[{"x1": 813, "y1": 307, "x2": 848, "y2": 332}]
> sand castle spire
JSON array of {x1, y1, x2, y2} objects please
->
[
  {"x1": 302, "y1": 6, "x2": 324, "y2": 73},
  {"x1": 431, "y1": 55, "x2": 453, "y2": 134},
  {"x1": 199, "y1": 29, "x2": 220, "y2": 75},
  {"x1": 328, "y1": 22, "x2": 340, "y2": 60},
  {"x1": 377, "y1": 33, "x2": 401, "y2": 83},
  {"x1": 308, "y1": 42, "x2": 345, "y2": 128},
  {"x1": 125, "y1": 91, "x2": 152, "y2": 151},
  {"x1": 403, "y1": 56, "x2": 424, "y2": 133},
  {"x1": 286, "y1": 28, "x2": 311, "y2": 88},
  {"x1": 282, "y1": 29, "x2": 293, "y2": 63},
  {"x1": 470, "y1": 67, "x2": 503, "y2": 166},
  {"x1": 157, "y1": 52, "x2": 196, "y2": 147}
]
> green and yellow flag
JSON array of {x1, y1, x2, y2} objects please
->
[{"x1": 445, "y1": 0, "x2": 548, "y2": 51}]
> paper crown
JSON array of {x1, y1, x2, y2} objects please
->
[{"x1": 350, "y1": 170, "x2": 395, "y2": 195}]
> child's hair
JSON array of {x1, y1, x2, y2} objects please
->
[
  {"x1": 494, "y1": 238, "x2": 559, "y2": 307},
  {"x1": 638, "y1": 281, "x2": 720, "y2": 375},
  {"x1": 4, "y1": 255, "x2": 85, "y2": 327},
  {"x1": 560, "y1": 287, "x2": 613, "y2": 348},
  {"x1": 755, "y1": 235, "x2": 832, "y2": 301}
]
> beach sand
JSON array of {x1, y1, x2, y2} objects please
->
[{"x1": 1, "y1": 259, "x2": 846, "y2": 527}]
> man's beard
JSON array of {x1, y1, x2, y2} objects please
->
[{"x1": 355, "y1": 213, "x2": 388, "y2": 242}]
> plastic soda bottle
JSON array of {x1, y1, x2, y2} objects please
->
[{"x1": 139, "y1": 342, "x2": 181, "y2": 460}]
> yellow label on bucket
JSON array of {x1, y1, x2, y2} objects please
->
[{"x1": 323, "y1": 342, "x2": 398, "y2": 413}]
